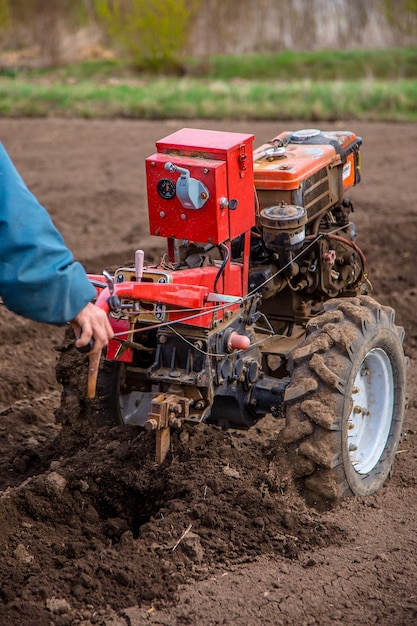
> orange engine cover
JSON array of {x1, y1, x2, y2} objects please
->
[{"x1": 253, "y1": 128, "x2": 362, "y2": 221}]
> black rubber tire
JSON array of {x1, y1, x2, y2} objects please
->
[
  {"x1": 95, "y1": 360, "x2": 153, "y2": 428},
  {"x1": 280, "y1": 295, "x2": 407, "y2": 504}
]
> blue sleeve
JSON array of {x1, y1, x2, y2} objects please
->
[{"x1": 0, "y1": 143, "x2": 96, "y2": 324}]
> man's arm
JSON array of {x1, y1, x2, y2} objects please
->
[{"x1": 0, "y1": 143, "x2": 113, "y2": 352}]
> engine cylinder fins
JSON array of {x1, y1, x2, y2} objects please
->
[{"x1": 259, "y1": 203, "x2": 307, "y2": 252}]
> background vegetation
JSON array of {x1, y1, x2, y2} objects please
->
[{"x1": 0, "y1": 0, "x2": 416, "y2": 122}]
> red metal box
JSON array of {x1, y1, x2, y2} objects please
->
[{"x1": 146, "y1": 128, "x2": 255, "y2": 245}]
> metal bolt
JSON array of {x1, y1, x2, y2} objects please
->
[
  {"x1": 352, "y1": 385, "x2": 360, "y2": 394},
  {"x1": 144, "y1": 419, "x2": 158, "y2": 431},
  {"x1": 348, "y1": 443, "x2": 358, "y2": 451},
  {"x1": 353, "y1": 405, "x2": 369, "y2": 416}
]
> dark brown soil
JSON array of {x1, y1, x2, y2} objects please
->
[{"x1": 0, "y1": 119, "x2": 416, "y2": 626}]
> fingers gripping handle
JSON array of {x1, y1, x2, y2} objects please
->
[
  {"x1": 77, "y1": 338, "x2": 95, "y2": 354},
  {"x1": 76, "y1": 275, "x2": 121, "y2": 399}
]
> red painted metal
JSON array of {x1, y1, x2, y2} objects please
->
[{"x1": 146, "y1": 128, "x2": 255, "y2": 245}]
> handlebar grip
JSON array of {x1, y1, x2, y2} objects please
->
[{"x1": 76, "y1": 338, "x2": 95, "y2": 354}]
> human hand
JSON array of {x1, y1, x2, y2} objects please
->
[{"x1": 70, "y1": 301, "x2": 114, "y2": 355}]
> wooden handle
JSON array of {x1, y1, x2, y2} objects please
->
[{"x1": 87, "y1": 350, "x2": 101, "y2": 398}]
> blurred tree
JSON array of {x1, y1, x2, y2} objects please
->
[
  {"x1": 0, "y1": 0, "x2": 91, "y2": 65},
  {"x1": 383, "y1": 0, "x2": 417, "y2": 34},
  {"x1": 0, "y1": 1, "x2": 10, "y2": 28},
  {"x1": 0, "y1": 1, "x2": 11, "y2": 45},
  {"x1": 92, "y1": 0, "x2": 200, "y2": 71},
  {"x1": 0, "y1": 0, "x2": 415, "y2": 67}
]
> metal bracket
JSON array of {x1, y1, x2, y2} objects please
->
[{"x1": 144, "y1": 393, "x2": 191, "y2": 463}]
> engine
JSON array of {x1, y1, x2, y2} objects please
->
[{"x1": 248, "y1": 127, "x2": 364, "y2": 328}]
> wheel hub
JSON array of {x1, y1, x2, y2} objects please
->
[{"x1": 348, "y1": 348, "x2": 394, "y2": 475}]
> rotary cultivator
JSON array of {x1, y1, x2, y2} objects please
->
[{"x1": 58, "y1": 126, "x2": 408, "y2": 503}]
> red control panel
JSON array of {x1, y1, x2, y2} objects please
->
[{"x1": 146, "y1": 128, "x2": 255, "y2": 245}]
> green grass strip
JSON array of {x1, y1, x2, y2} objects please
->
[
  {"x1": 201, "y1": 47, "x2": 417, "y2": 81},
  {"x1": 0, "y1": 77, "x2": 416, "y2": 122}
]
